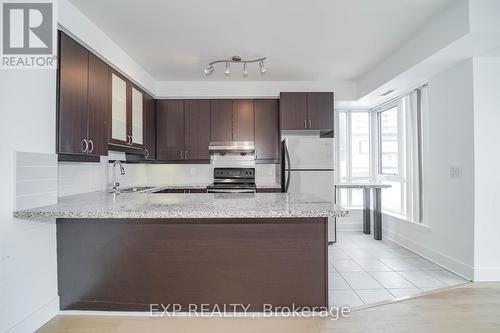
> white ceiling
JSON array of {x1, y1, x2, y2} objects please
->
[{"x1": 69, "y1": 0, "x2": 456, "y2": 81}]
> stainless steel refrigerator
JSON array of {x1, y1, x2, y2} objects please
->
[{"x1": 281, "y1": 136, "x2": 336, "y2": 242}]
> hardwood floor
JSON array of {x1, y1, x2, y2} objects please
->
[{"x1": 38, "y1": 283, "x2": 500, "y2": 333}]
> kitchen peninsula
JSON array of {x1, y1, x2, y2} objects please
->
[{"x1": 15, "y1": 191, "x2": 347, "y2": 312}]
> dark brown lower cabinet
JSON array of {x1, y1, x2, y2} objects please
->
[
  {"x1": 256, "y1": 187, "x2": 282, "y2": 193},
  {"x1": 57, "y1": 217, "x2": 328, "y2": 311},
  {"x1": 254, "y1": 99, "x2": 279, "y2": 163},
  {"x1": 154, "y1": 188, "x2": 207, "y2": 193}
]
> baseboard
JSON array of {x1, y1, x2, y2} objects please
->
[
  {"x1": 383, "y1": 227, "x2": 474, "y2": 280},
  {"x1": 473, "y1": 266, "x2": 500, "y2": 282},
  {"x1": 5, "y1": 296, "x2": 59, "y2": 333}
]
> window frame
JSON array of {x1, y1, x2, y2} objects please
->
[
  {"x1": 377, "y1": 103, "x2": 403, "y2": 177},
  {"x1": 375, "y1": 100, "x2": 406, "y2": 216},
  {"x1": 336, "y1": 109, "x2": 373, "y2": 208}
]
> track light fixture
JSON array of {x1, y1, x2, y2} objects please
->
[{"x1": 204, "y1": 56, "x2": 267, "y2": 77}]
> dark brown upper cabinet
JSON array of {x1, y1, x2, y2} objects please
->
[
  {"x1": 184, "y1": 100, "x2": 211, "y2": 161},
  {"x1": 143, "y1": 93, "x2": 156, "y2": 160},
  {"x1": 87, "y1": 53, "x2": 109, "y2": 156},
  {"x1": 254, "y1": 99, "x2": 279, "y2": 163},
  {"x1": 57, "y1": 31, "x2": 108, "y2": 158},
  {"x1": 156, "y1": 100, "x2": 211, "y2": 162},
  {"x1": 307, "y1": 92, "x2": 334, "y2": 130},
  {"x1": 233, "y1": 100, "x2": 255, "y2": 142},
  {"x1": 109, "y1": 71, "x2": 144, "y2": 150},
  {"x1": 210, "y1": 100, "x2": 233, "y2": 142},
  {"x1": 280, "y1": 92, "x2": 334, "y2": 131},
  {"x1": 157, "y1": 100, "x2": 184, "y2": 161},
  {"x1": 279, "y1": 92, "x2": 307, "y2": 130}
]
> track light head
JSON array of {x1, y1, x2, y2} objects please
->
[
  {"x1": 243, "y1": 63, "x2": 248, "y2": 77},
  {"x1": 204, "y1": 65, "x2": 214, "y2": 75},
  {"x1": 225, "y1": 62, "x2": 230, "y2": 76},
  {"x1": 259, "y1": 60, "x2": 266, "y2": 74}
]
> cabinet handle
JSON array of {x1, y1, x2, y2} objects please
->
[
  {"x1": 145, "y1": 149, "x2": 149, "y2": 159},
  {"x1": 81, "y1": 138, "x2": 88, "y2": 153},
  {"x1": 129, "y1": 135, "x2": 133, "y2": 145},
  {"x1": 309, "y1": 120, "x2": 312, "y2": 128},
  {"x1": 304, "y1": 119, "x2": 307, "y2": 128},
  {"x1": 185, "y1": 150, "x2": 188, "y2": 160},
  {"x1": 180, "y1": 150, "x2": 184, "y2": 159},
  {"x1": 88, "y1": 140, "x2": 94, "y2": 154}
]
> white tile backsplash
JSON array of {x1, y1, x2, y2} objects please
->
[
  {"x1": 15, "y1": 152, "x2": 57, "y2": 210},
  {"x1": 147, "y1": 164, "x2": 212, "y2": 185},
  {"x1": 58, "y1": 156, "x2": 149, "y2": 196},
  {"x1": 57, "y1": 155, "x2": 279, "y2": 197},
  {"x1": 255, "y1": 164, "x2": 279, "y2": 186}
]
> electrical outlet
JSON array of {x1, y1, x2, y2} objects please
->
[
  {"x1": 450, "y1": 166, "x2": 462, "y2": 178},
  {"x1": 190, "y1": 167, "x2": 195, "y2": 176}
]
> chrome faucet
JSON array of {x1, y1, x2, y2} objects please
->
[{"x1": 112, "y1": 160, "x2": 126, "y2": 193}]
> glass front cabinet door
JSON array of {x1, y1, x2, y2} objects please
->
[
  {"x1": 131, "y1": 87, "x2": 143, "y2": 146},
  {"x1": 110, "y1": 71, "x2": 144, "y2": 148},
  {"x1": 111, "y1": 73, "x2": 128, "y2": 144}
]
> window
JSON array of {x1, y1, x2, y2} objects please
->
[
  {"x1": 337, "y1": 110, "x2": 371, "y2": 208},
  {"x1": 337, "y1": 85, "x2": 425, "y2": 222},
  {"x1": 376, "y1": 102, "x2": 406, "y2": 215},
  {"x1": 375, "y1": 86, "x2": 425, "y2": 222},
  {"x1": 379, "y1": 107, "x2": 399, "y2": 175}
]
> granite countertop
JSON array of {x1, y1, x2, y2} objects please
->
[
  {"x1": 145, "y1": 183, "x2": 282, "y2": 191},
  {"x1": 14, "y1": 192, "x2": 348, "y2": 220},
  {"x1": 335, "y1": 183, "x2": 392, "y2": 189}
]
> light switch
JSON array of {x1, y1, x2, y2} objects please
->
[{"x1": 450, "y1": 166, "x2": 462, "y2": 178}]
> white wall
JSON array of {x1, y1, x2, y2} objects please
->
[
  {"x1": 0, "y1": 70, "x2": 59, "y2": 333},
  {"x1": 155, "y1": 80, "x2": 357, "y2": 100},
  {"x1": 0, "y1": 1, "x2": 159, "y2": 331},
  {"x1": 57, "y1": 0, "x2": 156, "y2": 95},
  {"x1": 357, "y1": 0, "x2": 470, "y2": 98},
  {"x1": 472, "y1": 57, "x2": 500, "y2": 281},
  {"x1": 383, "y1": 59, "x2": 476, "y2": 279}
]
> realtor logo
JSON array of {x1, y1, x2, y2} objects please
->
[{"x1": 1, "y1": 0, "x2": 56, "y2": 68}]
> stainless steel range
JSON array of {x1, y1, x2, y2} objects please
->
[{"x1": 207, "y1": 168, "x2": 256, "y2": 193}]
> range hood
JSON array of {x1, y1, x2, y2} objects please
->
[{"x1": 208, "y1": 141, "x2": 255, "y2": 153}]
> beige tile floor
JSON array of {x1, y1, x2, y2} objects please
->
[
  {"x1": 329, "y1": 231, "x2": 468, "y2": 307},
  {"x1": 38, "y1": 283, "x2": 500, "y2": 333}
]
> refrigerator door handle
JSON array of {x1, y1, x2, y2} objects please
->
[{"x1": 285, "y1": 141, "x2": 291, "y2": 192}]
